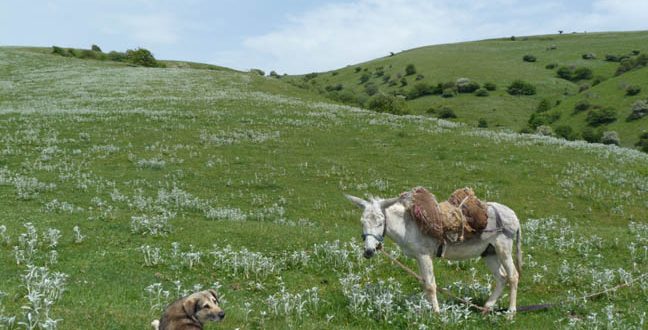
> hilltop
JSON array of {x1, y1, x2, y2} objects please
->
[
  {"x1": 283, "y1": 31, "x2": 648, "y2": 149},
  {"x1": 0, "y1": 46, "x2": 646, "y2": 329}
]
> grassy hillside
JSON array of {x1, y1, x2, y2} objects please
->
[
  {"x1": 284, "y1": 31, "x2": 648, "y2": 148},
  {"x1": 0, "y1": 47, "x2": 647, "y2": 329}
]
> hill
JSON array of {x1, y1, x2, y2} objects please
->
[
  {"x1": 0, "y1": 46, "x2": 646, "y2": 329},
  {"x1": 284, "y1": 31, "x2": 648, "y2": 148}
]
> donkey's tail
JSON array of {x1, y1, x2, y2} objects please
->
[{"x1": 515, "y1": 227, "x2": 523, "y2": 277}]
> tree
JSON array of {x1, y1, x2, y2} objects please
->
[{"x1": 125, "y1": 48, "x2": 160, "y2": 67}]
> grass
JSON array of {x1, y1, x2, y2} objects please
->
[
  {"x1": 0, "y1": 46, "x2": 646, "y2": 329},
  {"x1": 284, "y1": 31, "x2": 648, "y2": 148}
]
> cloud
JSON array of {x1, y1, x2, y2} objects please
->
[{"x1": 234, "y1": 0, "x2": 648, "y2": 74}]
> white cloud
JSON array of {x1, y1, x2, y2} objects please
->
[{"x1": 231, "y1": 0, "x2": 648, "y2": 74}]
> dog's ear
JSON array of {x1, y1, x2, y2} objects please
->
[
  {"x1": 182, "y1": 295, "x2": 199, "y2": 317},
  {"x1": 208, "y1": 289, "x2": 219, "y2": 303}
]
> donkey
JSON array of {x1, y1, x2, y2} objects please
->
[{"x1": 345, "y1": 194, "x2": 522, "y2": 316}]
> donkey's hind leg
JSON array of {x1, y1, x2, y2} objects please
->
[{"x1": 483, "y1": 254, "x2": 506, "y2": 311}]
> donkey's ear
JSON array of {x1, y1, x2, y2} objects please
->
[
  {"x1": 345, "y1": 194, "x2": 368, "y2": 209},
  {"x1": 380, "y1": 197, "x2": 400, "y2": 209}
]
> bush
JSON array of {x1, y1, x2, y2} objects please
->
[
  {"x1": 407, "y1": 82, "x2": 434, "y2": 99},
  {"x1": 51, "y1": 46, "x2": 68, "y2": 56},
  {"x1": 536, "y1": 99, "x2": 551, "y2": 113},
  {"x1": 636, "y1": 132, "x2": 648, "y2": 152},
  {"x1": 405, "y1": 64, "x2": 417, "y2": 76},
  {"x1": 474, "y1": 88, "x2": 489, "y2": 97},
  {"x1": 484, "y1": 82, "x2": 496, "y2": 91},
  {"x1": 415, "y1": 74, "x2": 425, "y2": 81},
  {"x1": 437, "y1": 106, "x2": 457, "y2": 119},
  {"x1": 477, "y1": 118, "x2": 488, "y2": 128},
  {"x1": 125, "y1": 48, "x2": 161, "y2": 67},
  {"x1": 442, "y1": 88, "x2": 455, "y2": 98},
  {"x1": 325, "y1": 84, "x2": 343, "y2": 92},
  {"x1": 601, "y1": 131, "x2": 620, "y2": 145},
  {"x1": 628, "y1": 99, "x2": 648, "y2": 120},
  {"x1": 400, "y1": 77, "x2": 408, "y2": 87},
  {"x1": 528, "y1": 111, "x2": 560, "y2": 129},
  {"x1": 582, "y1": 127, "x2": 602, "y2": 143},
  {"x1": 573, "y1": 100, "x2": 591, "y2": 113},
  {"x1": 354, "y1": 67, "x2": 362, "y2": 73},
  {"x1": 625, "y1": 85, "x2": 641, "y2": 96},
  {"x1": 78, "y1": 49, "x2": 100, "y2": 59},
  {"x1": 456, "y1": 78, "x2": 480, "y2": 93},
  {"x1": 523, "y1": 54, "x2": 537, "y2": 62},
  {"x1": 507, "y1": 80, "x2": 536, "y2": 95},
  {"x1": 555, "y1": 125, "x2": 578, "y2": 140},
  {"x1": 582, "y1": 53, "x2": 596, "y2": 60},
  {"x1": 556, "y1": 66, "x2": 592, "y2": 81},
  {"x1": 359, "y1": 73, "x2": 371, "y2": 84},
  {"x1": 535, "y1": 125, "x2": 553, "y2": 136},
  {"x1": 545, "y1": 63, "x2": 558, "y2": 69},
  {"x1": 615, "y1": 54, "x2": 648, "y2": 75},
  {"x1": 250, "y1": 68, "x2": 265, "y2": 76},
  {"x1": 605, "y1": 54, "x2": 621, "y2": 62},
  {"x1": 107, "y1": 51, "x2": 128, "y2": 62},
  {"x1": 586, "y1": 107, "x2": 617, "y2": 126},
  {"x1": 578, "y1": 83, "x2": 590, "y2": 93},
  {"x1": 269, "y1": 71, "x2": 280, "y2": 78},
  {"x1": 91, "y1": 44, "x2": 102, "y2": 52},
  {"x1": 364, "y1": 83, "x2": 378, "y2": 96},
  {"x1": 366, "y1": 94, "x2": 408, "y2": 115}
]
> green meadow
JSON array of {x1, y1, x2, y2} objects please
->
[
  {"x1": 0, "y1": 46, "x2": 646, "y2": 329},
  {"x1": 287, "y1": 31, "x2": 648, "y2": 148}
]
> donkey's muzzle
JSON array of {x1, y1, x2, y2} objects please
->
[{"x1": 363, "y1": 249, "x2": 375, "y2": 259}]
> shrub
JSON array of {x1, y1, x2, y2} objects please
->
[
  {"x1": 528, "y1": 111, "x2": 560, "y2": 129},
  {"x1": 628, "y1": 99, "x2": 648, "y2": 120},
  {"x1": 107, "y1": 51, "x2": 128, "y2": 62},
  {"x1": 442, "y1": 88, "x2": 455, "y2": 98},
  {"x1": 456, "y1": 78, "x2": 480, "y2": 93},
  {"x1": 400, "y1": 77, "x2": 408, "y2": 87},
  {"x1": 474, "y1": 88, "x2": 489, "y2": 97},
  {"x1": 355, "y1": 67, "x2": 362, "y2": 73},
  {"x1": 615, "y1": 54, "x2": 648, "y2": 75},
  {"x1": 91, "y1": 44, "x2": 102, "y2": 52},
  {"x1": 78, "y1": 49, "x2": 100, "y2": 59},
  {"x1": 507, "y1": 80, "x2": 536, "y2": 95},
  {"x1": 478, "y1": 118, "x2": 488, "y2": 128},
  {"x1": 578, "y1": 83, "x2": 590, "y2": 93},
  {"x1": 415, "y1": 74, "x2": 425, "y2": 81},
  {"x1": 574, "y1": 67, "x2": 593, "y2": 80},
  {"x1": 437, "y1": 106, "x2": 457, "y2": 119},
  {"x1": 51, "y1": 46, "x2": 68, "y2": 56},
  {"x1": 555, "y1": 125, "x2": 578, "y2": 140},
  {"x1": 125, "y1": 48, "x2": 160, "y2": 67},
  {"x1": 484, "y1": 82, "x2": 497, "y2": 91},
  {"x1": 364, "y1": 83, "x2": 378, "y2": 96},
  {"x1": 605, "y1": 54, "x2": 620, "y2": 62},
  {"x1": 366, "y1": 94, "x2": 408, "y2": 115},
  {"x1": 636, "y1": 132, "x2": 648, "y2": 152},
  {"x1": 269, "y1": 71, "x2": 280, "y2": 78},
  {"x1": 325, "y1": 84, "x2": 343, "y2": 92},
  {"x1": 250, "y1": 68, "x2": 265, "y2": 76},
  {"x1": 582, "y1": 127, "x2": 602, "y2": 143},
  {"x1": 536, "y1": 99, "x2": 551, "y2": 113},
  {"x1": 405, "y1": 64, "x2": 417, "y2": 76},
  {"x1": 557, "y1": 66, "x2": 592, "y2": 81},
  {"x1": 573, "y1": 100, "x2": 591, "y2": 113},
  {"x1": 601, "y1": 131, "x2": 620, "y2": 145},
  {"x1": 359, "y1": 73, "x2": 371, "y2": 84},
  {"x1": 625, "y1": 85, "x2": 641, "y2": 96},
  {"x1": 582, "y1": 53, "x2": 596, "y2": 60},
  {"x1": 523, "y1": 55, "x2": 537, "y2": 62},
  {"x1": 545, "y1": 63, "x2": 557, "y2": 69},
  {"x1": 407, "y1": 82, "x2": 434, "y2": 99},
  {"x1": 586, "y1": 107, "x2": 617, "y2": 126}
]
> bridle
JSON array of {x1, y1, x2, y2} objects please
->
[{"x1": 361, "y1": 210, "x2": 387, "y2": 247}]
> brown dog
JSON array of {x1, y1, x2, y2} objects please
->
[{"x1": 151, "y1": 289, "x2": 224, "y2": 330}]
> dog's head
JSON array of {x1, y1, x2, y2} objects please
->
[{"x1": 182, "y1": 289, "x2": 225, "y2": 324}]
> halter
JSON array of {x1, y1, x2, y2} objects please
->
[{"x1": 361, "y1": 210, "x2": 387, "y2": 245}]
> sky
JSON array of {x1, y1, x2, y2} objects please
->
[{"x1": 1, "y1": 0, "x2": 648, "y2": 74}]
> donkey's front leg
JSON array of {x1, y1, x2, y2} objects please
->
[{"x1": 416, "y1": 254, "x2": 440, "y2": 313}]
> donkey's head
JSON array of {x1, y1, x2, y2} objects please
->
[{"x1": 345, "y1": 195, "x2": 399, "y2": 259}]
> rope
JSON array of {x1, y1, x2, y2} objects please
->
[{"x1": 379, "y1": 249, "x2": 648, "y2": 314}]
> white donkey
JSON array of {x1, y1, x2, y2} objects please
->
[{"x1": 346, "y1": 194, "x2": 522, "y2": 316}]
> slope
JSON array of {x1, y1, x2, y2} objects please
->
[{"x1": 0, "y1": 47, "x2": 646, "y2": 329}]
